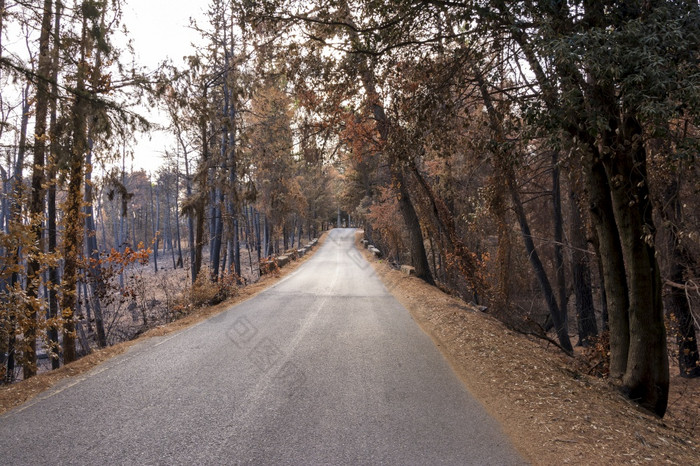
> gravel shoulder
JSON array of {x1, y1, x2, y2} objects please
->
[{"x1": 355, "y1": 232, "x2": 699, "y2": 465}]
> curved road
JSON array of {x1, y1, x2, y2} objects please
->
[{"x1": 1, "y1": 229, "x2": 524, "y2": 465}]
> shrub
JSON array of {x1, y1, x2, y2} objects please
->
[{"x1": 187, "y1": 268, "x2": 240, "y2": 308}]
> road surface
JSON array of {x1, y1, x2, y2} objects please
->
[{"x1": 1, "y1": 229, "x2": 524, "y2": 465}]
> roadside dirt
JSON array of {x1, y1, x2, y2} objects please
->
[
  {"x1": 355, "y1": 232, "x2": 699, "y2": 465},
  {"x1": 0, "y1": 232, "x2": 328, "y2": 416}
]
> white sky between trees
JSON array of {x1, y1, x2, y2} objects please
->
[{"x1": 123, "y1": 0, "x2": 205, "y2": 174}]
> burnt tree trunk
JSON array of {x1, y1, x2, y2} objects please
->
[
  {"x1": 660, "y1": 177, "x2": 699, "y2": 377},
  {"x1": 62, "y1": 10, "x2": 92, "y2": 364},
  {"x1": 508, "y1": 173, "x2": 573, "y2": 354},
  {"x1": 46, "y1": 0, "x2": 62, "y2": 369},
  {"x1": 569, "y1": 187, "x2": 598, "y2": 346},
  {"x1": 552, "y1": 152, "x2": 568, "y2": 333},
  {"x1": 477, "y1": 73, "x2": 572, "y2": 353},
  {"x1": 84, "y1": 150, "x2": 106, "y2": 347},
  {"x1": 24, "y1": 0, "x2": 55, "y2": 379}
]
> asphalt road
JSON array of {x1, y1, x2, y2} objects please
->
[{"x1": 1, "y1": 228, "x2": 525, "y2": 465}]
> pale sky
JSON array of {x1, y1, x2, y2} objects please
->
[
  {"x1": 1, "y1": 2, "x2": 206, "y2": 176},
  {"x1": 121, "y1": 1, "x2": 206, "y2": 174}
]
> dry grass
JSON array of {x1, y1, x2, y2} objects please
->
[
  {"x1": 0, "y1": 232, "x2": 328, "y2": 416},
  {"x1": 355, "y1": 231, "x2": 699, "y2": 465}
]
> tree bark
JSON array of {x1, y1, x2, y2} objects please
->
[
  {"x1": 568, "y1": 187, "x2": 598, "y2": 346},
  {"x1": 45, "y1": 0, "x2": 62, "y2": 369},
  {"x1": 182, "y1": 147, "x2": 196, "y2": 282},
  {"x1": 659, "y1": 176, "x2": 699, "y2": 377},
  {"x1": 587, "y1": 158, "x2": 629, "y2": 376},
  {"x1": 5, "y1": 84, "x2": 30, "y2": 382},
  {"x1": 606, "y1": 116, "x2": 668, "y2": 416},
  {"x1": 164, "y1": 178, "x2": 177, "y2": 269},
  {"x1": 552, "y1": 152, "x2": 568, "y2": 333},
  {"x1": 193, "y1": 89, "x2": 210, "y2": 283},
  {"x1": 22, "y1": 0, "x2": 55, "y2": 379},
  {"x1": 61, "y1": 10, "x2": 92, "y2": 364},
  {"x1": 84, "y1": 150, "x2": 106, "y2": 347},
  {"x1": 225, "y1": 51, "x2": 241, "y2": 278},
  {"x1": 174, "y1": 162, "x2": 184, "y2": 268},
  {"x1": 211, "y1": 190, "x2": 224, "y2": 281},
  {"x1": 149, "y1": 179, "x2": 158, "y2": 273},
  {"x1": 488, "y1": 0, "x2": 668, "y2": 414},
  {"x1": 255, "y1": 209, "x2": 261, "y2": 264}
]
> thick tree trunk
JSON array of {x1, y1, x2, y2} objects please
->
[
  {"x1": 194, "y1": 197, "x2": 206, "y2": 283},
  {"x1": 263, "y1": 215, "x2": 270, "y2": 258},
  {"x1": 255, "y1": 210, "x2": 261, "y2": 264},
  {"x1": 392, "y1": 163, "x2": 434, "y2": 284},
  {"x1": 174, "y1": 166, "x2": 184, "y2": 269},
  {"x1": 606, "y1": 116, "x2": 668, "y2": 416},
  {"x1": 226, "y1": 63, "x2": 241, "y2": 278},
  {"x1": 245, "y1": 211, "x2": 254, "y2": 278},
  {"x1": 208, "y1": 187, "x2": 217, "y2": 259},
  {"x1": 283, "y1": 224, "x2": 288, "y2": 252},
  {"x1": 233, "y1": 217, "x2": 241, "y2": 277},
  {"x1": 155, "y1": 183, "x2": 161, "y2": 265},
  {"x1": 164, "y1": 182, "x2": 176, "y2": 269},
  {"x1": 587, "y1": 159, "x2": 629, "y2": 376},
  {"x1": 297, "y1": 220, "x2": 303, "y2": 249},
  {"x1": 61, "y1": 180, "x2": 81, "y2": 363},
  {"x1": 183, "y1": 150, "x2": 196, "y2": 282},
  {"x1": 597, "y1": 254, "x2": 609, "y2": 332}
]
